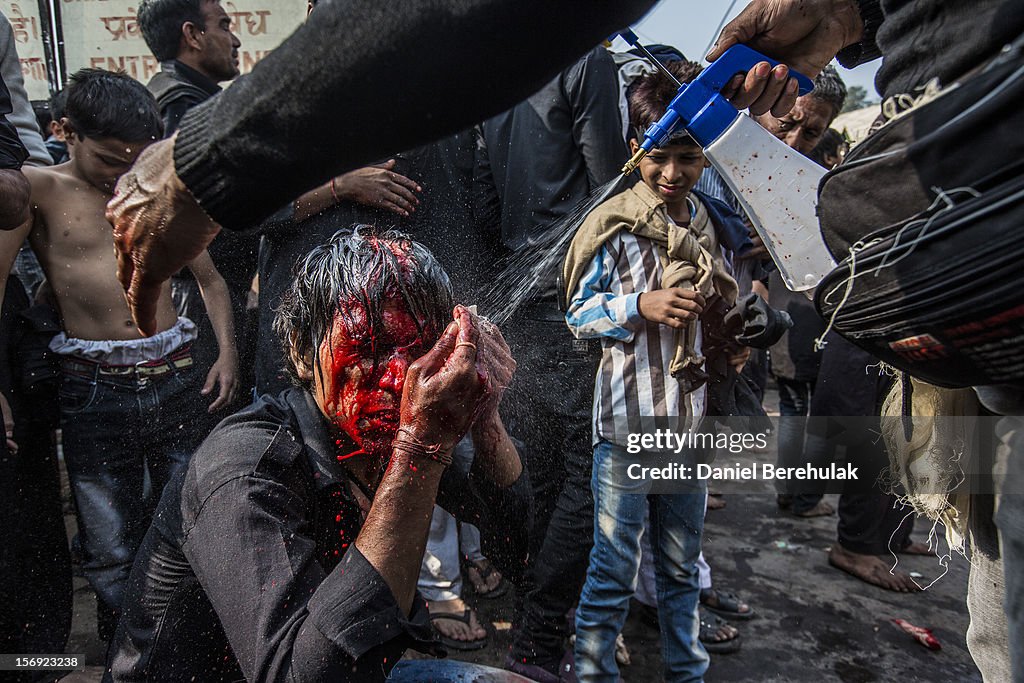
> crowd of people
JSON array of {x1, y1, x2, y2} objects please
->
[{"x1": 0, "y1": 0, "x2": 1021, "y2": 682}]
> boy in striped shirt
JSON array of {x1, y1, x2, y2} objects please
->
[{"x1": 563, "y1": 60, "x2": 745, "y2": 682}]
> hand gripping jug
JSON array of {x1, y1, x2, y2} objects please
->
[{"x1": 622, "y1": 45, "x2": 834, "y2": 291}]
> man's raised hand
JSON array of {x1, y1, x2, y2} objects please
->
[
  {"x1": 708, "y1": 0, "x2": 864, "y2": 104},
  {"x1": 332, "y1": 159, "x2": 421, "y2": 217},
  {"x1": 398, "y1": 306, "x2": 488, "y2": 454},
  {"x1": 106, "y1": 136, "x2": 222, "y2": 336}
]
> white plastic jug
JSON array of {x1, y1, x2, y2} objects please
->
[{"x1": 705, "y1": 115, "x2": 833, "y2": 291}]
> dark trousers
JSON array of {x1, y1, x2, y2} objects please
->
[
  {"x1": 775, "y1": 377, "x2": 823, "y2": 513},
  {"x1": 503, "y1": 314, "x2": 597, "y2": 665},
  {"x1": 836, "y1": 494, "x2": 913, "y2": 555},
  {"x1": 0, "y1": 285, "x2": 71, "y2": 679}
]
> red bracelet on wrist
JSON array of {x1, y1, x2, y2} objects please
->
[{"x1": 329, "y1": 177, "x2": 340, "y2": 203}]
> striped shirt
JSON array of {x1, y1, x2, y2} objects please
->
[{"x1": 565, "y1": 228, "x2": 707, "y2": 447}]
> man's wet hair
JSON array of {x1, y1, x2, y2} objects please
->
[
  {"x1": 64, "y1": 69, "x2": 163, "y2": 142},
  {"x1": 274, "y1": 226, "x2": 455, "y2": 388},
  {"x1": 809, "y1": 64, "x2": 847, "y2": 122},
  {"x1": 138, "y1": 0, "x2": 206, "y2": 61},
  {"x1": 628, "y1": 60, "x2": 703, "y2": 142}
]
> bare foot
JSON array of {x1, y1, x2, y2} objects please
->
[
  {"x1": 828, "y1": 545, "x2": 921, "y2": 592},
  {"x1": 899, "y1": 540, "x2": 933, "y2": 556},
  {"x1": 615, "y1": 633, "x2": 631, "y2": 666},
  {"x1": 466, "y1": 558, "x2": 504, "y2": 594},
  {"x1": 795, "y1": 500, "x2": 835, "y2": 518},
  {"x1": 427, "y1": 597, "x2": 487, "y2": 642},
  {"x1": 707, "y1": 495, "x2": 727, "y2": 510}
]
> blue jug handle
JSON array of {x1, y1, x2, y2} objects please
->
[{"x1": 698, "y1": 44, "x2": 815, "y2": 96}]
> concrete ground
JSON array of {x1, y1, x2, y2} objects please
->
[{"x1": 57, "y1": 387, "x2": 982, "y2": 682}]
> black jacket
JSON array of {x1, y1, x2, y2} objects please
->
[
  {"x1": 173, "y1": 0, "x2": 656, "y2": 231},
  {"x1": 474, "y1": 46, "x2": 628, "y2": 253},
  {"x1": 147, "y1": 60, "x2": 221, "y2": 138},
  {"x1": 105, "y1": 389, "x2": 530, "y2": 682},
  {"x1": 0, "y1": 74, "x2": 26, "y2": 169}
]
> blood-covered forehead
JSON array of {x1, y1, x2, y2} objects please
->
[{"x1": 330, "y1": 290, "x2": 442, "y2": 350}]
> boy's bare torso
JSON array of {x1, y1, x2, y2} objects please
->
[{"x1": 25, "y1": 163, "x2": 179, "y2": 341}]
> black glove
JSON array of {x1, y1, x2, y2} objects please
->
[{"x1": 725, "y1": 293, "x2": 792, "y2": 349}]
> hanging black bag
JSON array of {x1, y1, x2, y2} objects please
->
[{"x1": 814, "y1": 37, "x2": 1024, "y2": 389}]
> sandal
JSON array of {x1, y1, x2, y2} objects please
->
[
  {"x1": 465, "y1": 558, "x2": 509, "y2": 599},
  {"x1": 700, "y1": 588, "x2": 755, "y2": 620},
  {"x1": 429, "y1": 608, "x2": 490, "y2": 651},
  {"x1": 699, "y1": 608, "x2": 742, "y2": 654}
]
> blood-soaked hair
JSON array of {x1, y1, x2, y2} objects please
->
[
  {"x1": 274, "y1": 226, "x2": 454, "y2": 388},
  {"x1": 628, "y1": 60, "x2": 703, "y2": 141}
]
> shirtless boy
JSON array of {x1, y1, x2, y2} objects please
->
[{"x1": 0, "y1": 68, "x2": 238, "y2": 638}]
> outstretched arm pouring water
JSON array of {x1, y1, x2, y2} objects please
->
[{"x1": 107, "y1": 0, "x2": 804, "y2": 336}]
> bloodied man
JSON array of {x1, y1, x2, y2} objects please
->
[{"x1": 104, "y1": 227, "x2": 529, "y2": 682}]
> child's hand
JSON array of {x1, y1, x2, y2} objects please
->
[
  {"x1": 203, "y1": 353, "x2": 239, "y2": 413},
  {"x1": 638, "y1": 288, "x2": 705, "y2": 328}
]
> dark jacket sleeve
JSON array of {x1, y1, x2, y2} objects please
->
[
  {"x1": 0, "y1": 76, "x2": 27, "y2": 170},
  {"x1": 565, "y1": 47, "x2": 629, "y2": 190},
  {"x1": 173, "y1": 0, "x2": 656, "y2": 231},
  {"x1": 161, "y1": 98, "x2": 195, "y2": 138},
  {"x1": 836, "y1": 0, "x2": 884, "y2": 68},
  {"x1": 471, "y1": 124, "x2": 502, "y2": 232},
  {"x1": 183, "y1": 473, "x2": 436, "y2": 682}
]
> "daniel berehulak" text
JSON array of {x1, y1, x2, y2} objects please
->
[{"x1": 626, "y1": 462, "x2": 859, "y2": 481}]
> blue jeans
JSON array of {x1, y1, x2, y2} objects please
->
[
  {"x1": 575, "y1": 440, "x2": 708, "y2": 683},
  {"x1": 59, "y1": 361, "x2": 206, "y2": 617}
]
